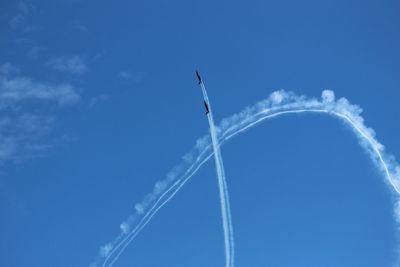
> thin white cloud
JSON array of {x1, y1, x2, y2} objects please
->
[
  {"x1": 118, "y1": 71, "x2": 131, "y2": 79},
  {"x1": 0, "y1": 137, "x2": 17, "y2": 160},
  {"x1": 15, "y1": 114, "x2": 55, "y2": 136},
  {"x1": 0, "y1": 63, "x2": 80, "y2": 161},
  {"x1": 10, "y1": 1, "x2": 37, "y2": 33},
  {"x1": 89, "y1": 94, "x2": 109, "y2": 107},
  {"x1": 0, "y1": 75, "x2": 80, "y2": 106},
  {"x1": 0, "y1": 63, "x2": 20, "y2": 75},
  {"x1": 0, "y1": 116, "x2": 53, "y2": 161},
  {"x1": 118, "y1": 71, "x2": 145, "y2": 83},
  {"x1": 17, "y1": 1, "x2": 29, "y2": 14},
  {"x1": 10, "y1": 2, "x2": 28, "y2": 29},
  {"x1": 71, "y1": 20, "x2": 89, "y2": 32},
  {"x1": 27, "y1": 46, "x2": 46, "y2": 60},
  {"x1": 47, "y1": 56, "x2": 88, "y2": 74}
]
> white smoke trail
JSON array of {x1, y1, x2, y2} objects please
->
[
  {"x1": 200, "y1": 81, "x2": 234, "y2": 267},
  {"x1": 92, "y1": 89, "x2": 400, "y2": 267},
  {"x1": 105, "y1": 153, "x2": 215, "y2": 267},
  {"x1": 101, "y1": 80, "x2": 236, "y2": 267}
]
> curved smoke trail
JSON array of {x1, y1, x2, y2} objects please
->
[{"x1": 92, "y1": 90, "x2": 400, "y2": 267}]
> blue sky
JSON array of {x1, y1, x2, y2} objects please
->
[{"x1": 1, "y1": 0, "x2": 400, "y2": 266}]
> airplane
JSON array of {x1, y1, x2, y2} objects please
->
[
  {"x1": 204, "y1": 100, "x2": 210, "y2": 115},
  {"x1": 196, "y1": 70, "x2": 202, "y2": 85},
  {"x1": 196, "y1": 70, "x2": 210, "y2": 115}
]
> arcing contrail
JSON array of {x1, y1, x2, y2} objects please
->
[
  {"x1": 92, "y1": 89, "x2": 400, "y2": 267},
  {"x1": 199, "y1": 73, "x2": 235, "y2": 267}
]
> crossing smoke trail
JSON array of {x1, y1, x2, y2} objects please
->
[
  {"x1": 92, "y1": 90, "x2": 400, "y2": 267},
  {"x1": 199, "y1": 80, "x2": 234, "y2": 267}
]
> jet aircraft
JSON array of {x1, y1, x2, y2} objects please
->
[
  {"x1": 196, "y1": 70, "x2": 202, "y2": 85},
  {"x1": 204, "y1": 101, "x2": 210, "y2": 115},
  {"x1": 196, "y1": 70, "x2": 209, "y2": 115}
]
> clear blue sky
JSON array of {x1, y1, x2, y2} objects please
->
[{"x1": 1, "y1": 0, "x2": 400, "y2": 266}]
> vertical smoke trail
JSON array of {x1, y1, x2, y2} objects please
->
[
  {"x1": 200, "y1": 80, "x2": 235, "y2": 267},
  {"x1": 99, "y1": 77, "x2": 235, "y2": 267}
]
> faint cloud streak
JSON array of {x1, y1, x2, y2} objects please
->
[
  {"x1": 89, "y1": 94, "x2": 109, "y2": 108},
  {"x1": 118, "y1": 71, "x2": 131, "y2": 79},
  {"x1": 10, "y1": 1, "x2": 38, "y2": 33},
  {"x1": 47, "y1": 56, "x2": 88, "y2": 75},
  {"x1": 118, "y1": 71, "x2": 145, "y2": 83},
  {"x1": 0, "y1": 63, "x2": 80, "y2": 161}
]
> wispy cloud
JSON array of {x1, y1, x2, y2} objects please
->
[
  {"x1": 0, "y1": 63, "x2": 20, "y2": 75},
  {"x1": 118, "y1": 71, "x2": 145, "y2": 83},
  {"x1": 10, "y1": 2, "x2": 29, "y2": 30},
  {"x1": 0, "y1": 75, "x2": 80, "y2": 106},
  {"x1": 71, "y1": 20, "x2": 89, "y2": 32},
  {"x1": 10, "y1": 1, "x2": 38, "y2": 33},
  {"x1": 118, "y1": 71, "x2": 131, "y2": 79},
  {"x1": 0, "y1": 116, "x2": 54, "y2": 161},
  {"x1": 47, "y1": 56, "x2": 88, "y2": 74},
  {"x1": 89, "y1": 94, "x2": 109, "y2": 108},
  {"x1": 0, "y1": 63, "x2": 80, "y2": 161},
  {"x1": 27, "y1": 45, "x2": 46, "y2": 60}
]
